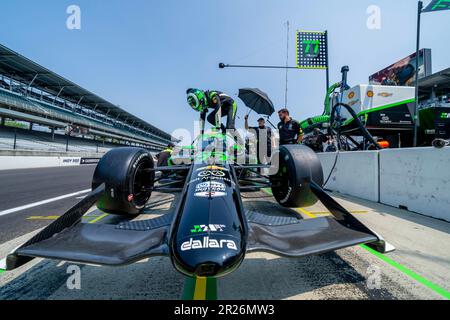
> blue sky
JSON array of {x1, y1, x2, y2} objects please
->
[{"x1": 0, "y1": 0, "x2": 448, "y2": 138}]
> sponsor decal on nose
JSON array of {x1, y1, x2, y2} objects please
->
[{"x1": 181, "y1": 236, "x2": 237, "y2": 251}]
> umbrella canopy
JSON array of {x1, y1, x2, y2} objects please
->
[{"x1": 238, "y1": 88, "x2": 275, "y2": 116}]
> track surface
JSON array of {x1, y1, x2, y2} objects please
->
[
  {"x1": 0, "y1": 166, "x2": 450, "y2": 300},
  {"x1": 0, "y1": 166, "x2": 95, "y2": 243}
]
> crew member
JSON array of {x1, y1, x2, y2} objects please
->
[
  {"x1": 156, "y1": 143, "x2": 174, "y2": 167},
  {"x1": 277, "y1": 108, "x2": 304, "y2": 145},
  {"x1": 186, "y1": 88, "x2": 237, "y2": 133},
  {"x1": 245, "y1": 115, "x2": 272, "y2": 164},
  {"x1": 304, "y1": 127, "x2": 328, "y2": 153}
]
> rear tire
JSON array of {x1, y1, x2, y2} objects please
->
[
  {"x1": 92, "y1": 147, "x2": 155, "y2": 215},
  {"x1": 270, "y1": 145, "x2": 323, "y2": 208}
]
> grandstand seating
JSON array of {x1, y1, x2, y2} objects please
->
[
  {"x1": 0, "y1": 43, "x2": 175, "y2": 152},
  {"x1": 0, "y1": 126, "x2": 122, "y2": 153},
  {"x1": 0, "y1": 88, "x2": 167, "y2": 148}
]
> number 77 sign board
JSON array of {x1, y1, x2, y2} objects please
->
[{"x1": 296, "y1": 30, "x2": 328, "y2": 69}]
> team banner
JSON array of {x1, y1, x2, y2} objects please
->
[
  {"x1": 369, "y1": 49, "x2": 432, "y2": 86},
  {"x1": 423, "y1": 0, "x2": 450, "y2": 12},
  {"x1": 296, "y1": 30, "x2": 328, "y2": 69}
]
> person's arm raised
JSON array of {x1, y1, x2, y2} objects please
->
[{"x1": 244, "y1": 114, "x2": 249, "y2": 130}]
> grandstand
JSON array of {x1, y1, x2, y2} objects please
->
[
  {"x1": 0, "y1": 125, "x2": 116, "y2": 153},
  {"x1": 0, "y1": 43, "x2": 174, "y2": 154}
]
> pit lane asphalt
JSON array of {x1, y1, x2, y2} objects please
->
[
  {"x1": 0, "y1": 165, "x2": 96, "y2": 243},
  {"x1": 0, "y1": 167, "x2": 450, "y2": 300}
]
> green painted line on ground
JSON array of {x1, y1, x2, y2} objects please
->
[
  {"x1": 296, "y1": 193, "x2": 450, "y2": 299},
  {"x1": 206, "y1": 277, "x2": 218, "y2": 300},
  {"x1": 88, "y1": 213, "x2": 109, "y2": 224},
  {"x1": 361, "y1": 244, "x2": 450, "y2": 300},
  {"x1": 182, "y1": 276, "x2": 217, "y2": 300},
  {"x1": 182, "y1": 277, "x2": 196, "y2": 300},
  {"x1": 262, "y1": 188, "x2": 450, "y2": 300}
]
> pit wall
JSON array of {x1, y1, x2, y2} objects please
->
[
  {"x1": 317, "y1": 147, "x2": 450, "y2": 222},
  {"x1": 0, "y1": 156, "x2": 83, "y2": 170},
  {"x1": 0, "y1": 149, "x2": 157, "y2": 171},
  {"x1": 0, "y1": 150, "x2": 104, "y2": 170}
]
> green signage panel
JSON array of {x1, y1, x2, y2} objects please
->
[
  {"x1": 296, "y1": 30, "x2": 328, "y2": 69},
  {"x1": 423, "y1": 0, "x2": 450, "y2": 12}
]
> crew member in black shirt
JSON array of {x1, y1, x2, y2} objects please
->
[
  {"x1": 245, "y1": 115, "x2": 272, "y2": 164},
  {"x1": 277, "y1": 108, "x2": 304, "y2": 145}
]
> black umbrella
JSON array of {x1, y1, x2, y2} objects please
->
[{"x1": 238, "y1": 88, "x2": 275, "y2": 116}]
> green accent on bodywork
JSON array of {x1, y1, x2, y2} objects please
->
[
  {"x1": 170, "y1": 132, "x2": 243, "y2": 165},
  {"x1": 0, "y1": 269, "x2": 5, "y2": 274},
  {"x1": 191, "y1": 225, "x2": 203, "y2": 233},
  {"x1": 361, "y1": 244, "x2": 450, "y2": 300},
  {"x1": 299, "y1": 83, "x2": 341, "y2": 130},
  {"x1": 194, "y1": 151, "x2": 229, "y2": 162},
  {"x1": 300, "y1": 115, "x2": 330, "y2": 130},
  {"x1": 324, "y1": 82, "x2": 341, "y2": 115},
  {"x1": 343, "y1": 98, "x2": 415, "y2": 126}
]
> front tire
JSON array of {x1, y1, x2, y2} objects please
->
[
  {"x1": 92, "y1": 147, "x2": 155, "y2": 215},
  {"x1": 270, "y1": 145, "x2": 323, "y2": 208}
]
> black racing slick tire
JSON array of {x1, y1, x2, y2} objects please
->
[
  {"x1": 270, "y1": 145, "x2": 323, "y2": 208},
  {"x1": 92, "y1": 147, "x2": 155, "y2": 215}
]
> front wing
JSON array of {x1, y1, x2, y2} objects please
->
[{"x1": 1, "y1": 182, "x2": 393, "y2": 271}]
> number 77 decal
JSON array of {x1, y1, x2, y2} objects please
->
[{"x1": 303, "y1": 40, "x2": 320, "y2": 55}]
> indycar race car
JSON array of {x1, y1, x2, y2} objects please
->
[{"x1": 1, "y1": 131, "x2": 394, "y2": 279}]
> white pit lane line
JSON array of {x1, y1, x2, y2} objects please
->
[{"x1": 0, "y1": 189, "x2": 91, "y2": 217}]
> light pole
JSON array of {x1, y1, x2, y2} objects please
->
[{"x1": 413, "y1": 1, "x2": 423, "y2": 147}]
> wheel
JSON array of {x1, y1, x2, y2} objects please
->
[
  {"x1": 432, "y1": 138, "x2": 448, "y2": 149},
  {"x1": 92, "y1": 147, "x2": 155, "y2": 215},
  {"x1": 269, "y1": 145, "x2": 323, "y2": 208}
]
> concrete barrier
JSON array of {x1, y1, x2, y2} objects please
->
[
  {"x1": 0, "y1": 156, "x2": 83, "y2": 170},
  {"x1": 0, "y1": 149, "x2": 155, "y2": 171},
  {"x1": 0, "y1": 149, "x2": 104, "y2": 158},
  {"x1": 318, "y1": 151, "x2": 379, "y2": 202},
  {"x1": 380, "y1": 147, "x2": 450, "y2": 222},
  {"x1": 0, "y1": 149, "x2": 106, "y2": 170},
  {"x1": 317, "y1": 147, "x2": 450, "y2": 222}
]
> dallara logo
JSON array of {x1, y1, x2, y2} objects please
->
[
  {"x1": 181, "y1": 237, "x2": 238, "y2": 251},
  {"x1": 378, "y1": 92, "x2": 393, "y2": 98}
]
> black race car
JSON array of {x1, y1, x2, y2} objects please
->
[{"x1": 1, "y1": 132, "x2": 393, "y2": 278}]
